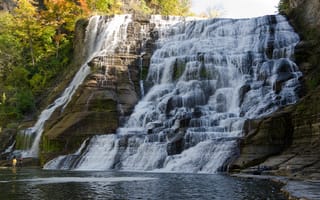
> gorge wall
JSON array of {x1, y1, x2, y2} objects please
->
[
  {"x1": 39, "y1": 14, "x2": 156, "y2": 163},
  {"x1": 1, "y1": 0, "x2": 319, "y2": 176},
  {"x1": 0, "y1": 0, "x2": 15, "y2": 11},
  {"x1": 231, "y1": 0, "x2": 320, "y2": 179},
  {"x1": 43, "y1": 14, "x2": 302, "y2": 172}
]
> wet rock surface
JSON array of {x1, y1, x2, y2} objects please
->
[
  {"x1": 231, "y1": 88, "x2": 320, "y2": 181},
  {"x1": 40, "y1": 14, "x2": 157, "y2": 163},
  {"x1": 233, "y1": 174, "x2": 320, "y2": 200},
  {"x1": 231, "y1": 0, "x2": 320, "y2": 184},
  {"x1": 282, "y1": 180, "x2": 320, "y2": 200}
]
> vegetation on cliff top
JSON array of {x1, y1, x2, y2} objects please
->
[
  {"x1": 278, "y1": 0, "x2": 320, "y2": 91},
  {"x1": 0, "y1": 0, "x2": 192, "y2": 130},
  {"x1": 278, "y1": 0, "x2": 290, "y2": 15}
]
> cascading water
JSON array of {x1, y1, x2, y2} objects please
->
[
  {"x1": 17, "y1": 15, "x2": 132, "y2": 158},
  {"x1": 44, "y1": 15, "x2": 302, "y2": 173}
]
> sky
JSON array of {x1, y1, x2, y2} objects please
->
[{"x1": 191, "y1": 0, "x2": 280, "y2": 18}]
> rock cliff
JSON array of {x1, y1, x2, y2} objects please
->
[
  {"x1": 40, "y1": 14, "x2": 156, "y2": 163},
  {"x1": 231, "y1": 0, "x2": 320, "y2": 180},
  {"x1": 2, "y1": 0, "x2": 319, "y2": 176},
  {"x1": 0, "y1": 0, "x2": 15, "y2": 11}
]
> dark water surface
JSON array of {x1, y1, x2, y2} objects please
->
[{"x1": 0, "y1": 168, "x2": 286, "y2": 200}]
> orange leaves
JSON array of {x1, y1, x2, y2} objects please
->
[{"x1": 78, "y1": 0, "x2": 91, "y2": 15}]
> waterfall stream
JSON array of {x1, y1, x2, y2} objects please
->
[
  {"x1": 17, "y1": 15, "x2": 133, "y2": 158},
  {"x1": 45, "y1": 15, "x2": 301, "y2": 173}
]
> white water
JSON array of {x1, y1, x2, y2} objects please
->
[
  {"x1": 45, "y1": 15, "x2": 301, "y2": 173},
  {"x1": 19, "y1": 15, "x2": 133, "y2": 158},
  {"x1": 4, "y1": 141, "x2": 15, "y2": 153}
]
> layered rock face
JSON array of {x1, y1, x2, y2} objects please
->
[
  {"x1": 43, "y1": 15, "x2": 303, "y2": 172},
  {"x1": 233, "y1": 90, "x2": 320, "y2": 179},
  {"x1": 0, "y1": 0, "x2": 15, "y2": 11},
  {"x1": 289, "y1": 0, "x2": 320, "y2": 28},
  {"x1": 231, "y1": 0, "x2": 320, "y2": 179},
  {"x1": 287, "y1": 0, "x2": 320, "y2": 87},
  {"x1": 40, "y1": 14, "x2": 156, "y2": 162}
]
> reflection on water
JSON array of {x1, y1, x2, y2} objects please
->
[{"x1": 0, "y1": 168, "x2": 286, "y2": 200}]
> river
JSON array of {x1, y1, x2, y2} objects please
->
[{"x1": 0, "y1": 168, "x2": 286, "y2": 199}]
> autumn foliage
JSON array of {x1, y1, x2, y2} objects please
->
[{"x1": 0, "y1": 0, "x2": 192, "y2": 128}]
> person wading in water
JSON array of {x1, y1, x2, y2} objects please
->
[{"x1": 12, "y1": 156, "x2": 17, "y2": 168}]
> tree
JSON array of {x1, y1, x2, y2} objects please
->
[
  {"x1": 86, "y1": 0, "x2": 122, "y2": 14},
  {"x1": 78, "y1": 0, "x2": 91, "y2": 15},
  {"x1": 0, "y1": 12, "x2": 23, "y2": 78},
  {"x1": 178, "y1": 0, "x2": 191, "y2": 16},
  {"x1": 145, "y1": 0, "x2": 191, "y2": 16},
  {"x1": 198, "y1": 6, "x2": 221, "y2": 18},
  {"x1": 42, "y1": 0, "x2": 83, "y2": 58},
  {"x1": 11, "y1": 0, "x2": 41, "y2": 66},
  {"x1": 0, "y1": 0, "x2": 77, "y2": 126},
  {"x1": 15, "y1": 89, "x2": 35, "y2": 114},
  {"x1": 278, "y1": 0, "x2": 290, "y2": 14}
]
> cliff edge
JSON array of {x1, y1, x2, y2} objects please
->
[{"x1": 231, "y1": 0, "x2": 320, "y2": 180}]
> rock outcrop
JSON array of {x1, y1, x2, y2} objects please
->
[
  {"x1": 40, "y1": 14, "x2": 156, "y2": 163},
  {"x1": 231, "y1": 0, "x2": 320, "y2": 180},
  {"x1": 0, "y1": 129, "x2": 15, "y2": 159},
  {"x1": 286, "y1": 0, "x2": 320, "y2": 91},
  {"x1": 0, "y1": 0, "x2": 15, "y2": 11}
]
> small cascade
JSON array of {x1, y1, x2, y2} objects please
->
[
  {"x1": 138, "y1": 25, "x2": 147, "y2": 98},
  {"x1": 17, "y1": 15, "x2": 133, "y2": 158},
  {"x1": 4, "y1": 141, "x2": 15, "y2": 154},
  {"x1": 139, "y1": 55, "x2": 145, "y2": 97},
  {"x1": 45, "y1": 15, "x2": 302, "y2": 173},
  {"x1": 43, "y1": 138, "x2": 89, "y2": 170},
  {"x1": 15, "y1": 128, "x2": 34, "y2": 150},
  {"x1": 138, "y1": 22, "x2": 153, "y2": 98}
]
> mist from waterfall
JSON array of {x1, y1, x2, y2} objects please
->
[{"x1": 44, "y1": 15, "x2": 301, "y2": 173}]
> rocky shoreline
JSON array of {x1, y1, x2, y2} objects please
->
[
  {"x1": 232, "y1": 173, "x2": 320, "y2": 200},
  {"x1": 230, "y1": 0, "x2": 320, "y2": 191}
]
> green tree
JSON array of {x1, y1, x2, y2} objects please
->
[
  {"x1": 11, "y1": 0, "x2": 42, "y2": 66},
  {"x1": 278, "y1": 0, "x2": 290, "y2": 14},
  {"x1": 0, "y1": 0, "x2": 195, "y2": 129},
  {"x1": 0, "y1": 12, "x2": 23, "y2": 78},
  {"x1": 6, "y1": 66, "x2": 30, "y2": 88},
  {"x1": 86, "y1": 0, "x2": 122, "y2": 14},
  {"x1": 42, "y1": 0, "x2": 83, "y2": 58},
  {"x1": 15, "y1": 89, "x2": 35, "y2": 114},
  {"x1": 145, "y1": 0, "x2": 191, "y2": 16}
]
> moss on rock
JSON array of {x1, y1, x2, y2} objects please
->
[{"x1": 173, "y1": 59, "x2": 186, "y2": 81}]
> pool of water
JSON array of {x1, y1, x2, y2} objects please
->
[{"x1": 0, "y1": 168, "x2": 286, "y2": 200}]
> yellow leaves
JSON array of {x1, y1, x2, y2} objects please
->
[
  {"x1": 0, "y1": 12, "x2": 14, "y2": 34},
  {"x1": 78, "y1": 0, "x2": 91, "y2": 15},
  {"x1": 2, "y1": 92, "x2": 6, "y2": 105},
  {"x1": 144, "y1": 0, "x2": 192, "y2": 16},
  {"x1": 85, "y1": 0, "x2": 123, "y2": 15},
  {"x1": 12, "y1": 0, "x2": 38, "y2": 23},
  {"x1": 44, "y1": 0, "x2": 85, "y2": 32}
]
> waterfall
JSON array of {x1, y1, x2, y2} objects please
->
[
  {"x1": 18, "y1": 15, "x2": 132, "y2": 158},
  {"x1": 139, "y1": 56, "x2": 145, "y2": 97},
  {"x1": 44, "y1": 15, "x2": 301, "y2": 173}
]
